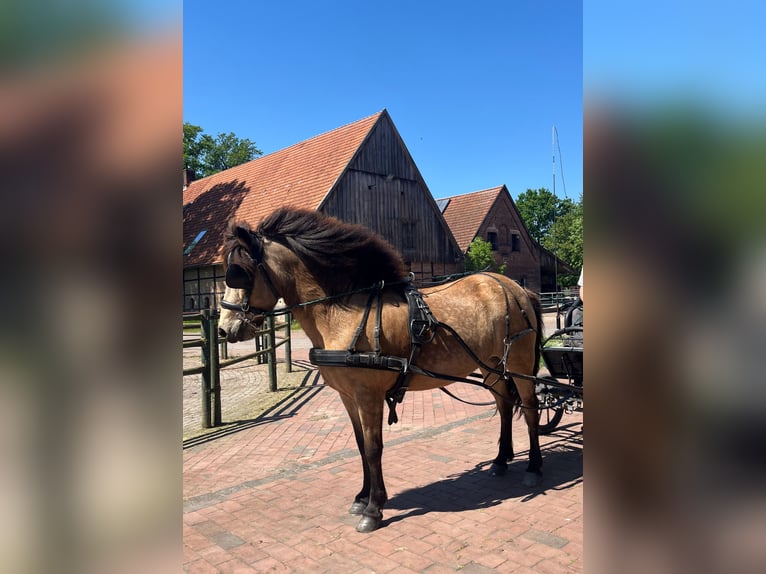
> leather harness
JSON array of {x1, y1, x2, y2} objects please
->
[{"x1": 308, "y1": 274, "x2": 537, "y2": 425}]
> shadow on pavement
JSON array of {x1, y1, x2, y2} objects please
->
[
  {"x1": 183, "y1": 369, "x2": 323, "y2": 449},
  {"x1": 384, "y1": 432, "x2": 582, "y2": 527}
]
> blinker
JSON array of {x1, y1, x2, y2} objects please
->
[{"x1": 225, "y1": 263, "x2": 252, "y2": 289}]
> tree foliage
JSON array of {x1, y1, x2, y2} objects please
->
[
  {"x1": 516, "y1": 188, "x2": 575, "y2": 244},
  {"x1": 542, "y1": 199, "x2": 583, "y2": 283},
  {"x1": 465, "y1": 237, "x2": 506, "y2": 274},
  {"x1": 183, "y1": 122, "x2": 263, "y2": 179},
  {"x1": 517, "y1": 188, "x2": 582, "y2": 287}
]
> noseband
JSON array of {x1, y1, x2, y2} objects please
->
[{"x1": 220, "y1": 235, "x2": 281, "y2": 316}]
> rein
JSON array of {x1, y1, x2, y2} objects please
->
[{"x1": 221, "y1": 277, "x2": 412, "y2": 320}]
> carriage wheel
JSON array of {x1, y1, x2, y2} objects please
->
[
  {"x1": 536, "y1": 380, "x2": 565, "y2": 434},
  {"x1": 538, "y1": 403, "x2": 564, "y2": 434}
]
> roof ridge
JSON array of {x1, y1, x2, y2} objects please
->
[
  {"x1": 258, "y1": 109, "x2": 384, "y2": 159},
  {"x1": 186, "y1": 110, "x2": 385, "y2": 189},
  {"x1": 436, "y1": 185, "x2": 504, "y2": 201}
]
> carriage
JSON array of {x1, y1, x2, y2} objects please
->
[{"x1": 536, "y1": 298, "x2": 583, "y2": 433}]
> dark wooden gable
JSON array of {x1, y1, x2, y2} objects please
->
[{"x1": 320, "y1": 111, "x2": 461, "y2": 266}]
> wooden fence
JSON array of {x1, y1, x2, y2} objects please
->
[
  {"x1": 539, "y1": 289, "x2": 579, "y2": 311},
  {"x1": 183, "y1": 310, "x2": 292, "y2": 429}
]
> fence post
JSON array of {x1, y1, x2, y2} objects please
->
[
  {"x1": 200, "y1": 310, "x2": 212, "y2": 428},
  {"x1": 284, "y1": 312, "x2": 292, "y2": 373},
  {"x1": 267, "y1": 316, "x2": 277, "y2": 392},
  {"x1": 209, "y1": 309, "x2": 222, "y2": 426},
  {"x1": 255, "y1": 331, "x2": 263, "y2": 364}
]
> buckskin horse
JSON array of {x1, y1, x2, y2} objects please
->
[{"x1": 218, "y1": 207, "x2": 544, "y2": 533}]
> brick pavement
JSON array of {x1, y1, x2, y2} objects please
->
[{"x1": 183, "y1": 317, "x2": 582, "y2": 572}]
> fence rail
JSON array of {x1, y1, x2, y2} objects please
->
[
  {"x1": 539, "y1": 289, "x2": 579, "y2": 310},
  {"x1": 183, "y1": 310, "x2": 292, "y2": 429}
]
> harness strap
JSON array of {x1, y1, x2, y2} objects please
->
[
  {"x1": 308, "y1": 348, "x2": 408, "y2": 371},
  {"x1": 373, "y1": 289, "x2": 383, "y2": 354},
  {"x1": 348, "y1": 285, "x2": 381, "y2": 353},
  {"x1": 308, "y1": 348, "x2": 540, "y2": 411},
  {"x1": 478, "y1": 273, "x2": 536, "y2": 376}
]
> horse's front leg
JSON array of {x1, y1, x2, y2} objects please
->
[
  {"x1": 339, "y1": 393, "x2": 370, "y2": 516},
  {"x1": 353, "y1": 389, "x2": 387, "y2": 533}
]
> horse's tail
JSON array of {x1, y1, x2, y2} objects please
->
[{"x1": 525, "y1": 288, "x2": 544, "y2": 376}]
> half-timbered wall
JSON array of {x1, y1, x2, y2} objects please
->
[{"x1": 478, "y1": 193, "x2": 541, "y2": 291}]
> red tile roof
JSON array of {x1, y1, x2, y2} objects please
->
[
  {"x1": 439, "y1": 186, "x2": 504, "y2": 252},
  {"x1": 183, "y1": 111, "x2": 384, "y2": 266}
]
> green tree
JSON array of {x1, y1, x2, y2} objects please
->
[
  {"x1": 465, "y1": 237, "x2": 506, "y2": 274},
  {"x1": 542, "y1": 197, "x2": 583, "y2": 286},
  {"x1": 183, "y1": 122, "x2": 263, "y2": 178},
  {"x1": 517, "y1": 188, "x2": 582, "y2": 288},
  {"x1": 516, "y1": 188, "x2": 575, "y2": 244}
]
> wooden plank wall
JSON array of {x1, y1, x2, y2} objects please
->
[{"x1": 321, "y1": 117, "x2": 463, "y2": 281}]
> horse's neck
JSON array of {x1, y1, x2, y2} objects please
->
[
  {"x1": 290, "y1": 306, "x2": 327, "y2": 348},
  {"x1": 268, "y1": 250, "x2": 329, "y2": 348}
]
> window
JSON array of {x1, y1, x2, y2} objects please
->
[
  {"x1": 487, "y1": 231, "x2": 498, "y2": 251},
  {"x1": 183, "y1": 264, "x2": 226, "y2": 311},
  {"x1": 184, "y1": 230, "x2": 207, "y2": 256},
  {"x1": 511, "y1": 233, "x2": 521, "y2": 252},
  {"x1": 402, "y1": 221, "x2": 416, "y2": 251}
]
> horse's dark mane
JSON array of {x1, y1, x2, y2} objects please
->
[
  {"x1": 223, "y1": 219, "x2": 256, "y2": 278},
  {"x1": 256, "y1": 208, "x2": 408, "y2": 294}
]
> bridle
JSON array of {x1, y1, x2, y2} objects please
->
[{"x1": 220, "y1": 234, "x2": 281, "y2": 317}]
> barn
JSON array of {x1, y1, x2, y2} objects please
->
[
  {"x1": 437, "y1": 185, "x2": 573, "y2": 293},
  {"x1": 182, "y1": 110, "x2": 463, "y2": 311}
]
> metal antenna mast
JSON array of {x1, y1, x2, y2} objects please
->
[{"x1": 552, "y1": 126, "x2": 559, "y2": 302}]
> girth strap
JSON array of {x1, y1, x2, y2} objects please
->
[{"x1": 308, "y1": 348, "x2": 408, "y2": 371}]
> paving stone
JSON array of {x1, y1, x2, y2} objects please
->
[{"x1": 184, "y1": 326, "x2": 582, "y2": 572}]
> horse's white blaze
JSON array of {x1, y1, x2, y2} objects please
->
[{"x1": 218, "y1": 286, "x2": 253, "y2": 342}]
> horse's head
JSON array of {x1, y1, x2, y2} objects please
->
[{"x1": 218, "y1": 221, "x2": 282, "y2": 342}]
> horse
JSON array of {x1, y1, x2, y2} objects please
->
[{"x1": 218, "y1": 207, "x2": 544, "y2": 533}]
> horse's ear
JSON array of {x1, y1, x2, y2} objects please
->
[
  {"x1": 225, "y1": 263, "x2": 251, "y2": 289},
  {"x1": 234, "y1": 225, "x2": 252, "y2": 245},
  {"x1": 227, "y1": 219, "x2": 253, "y2": 247}
]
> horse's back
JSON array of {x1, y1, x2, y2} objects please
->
[{"x1": 411, "y1": 273, "x2": 540, "y2": 382}]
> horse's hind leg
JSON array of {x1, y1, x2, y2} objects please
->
[
  {"x1": 513, "y1": 377, "x2": 543, "y2": 486},
  {"x1": 489, "y1": 375, "x2": 516, "y2": 477}
]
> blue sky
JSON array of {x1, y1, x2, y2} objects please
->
[
  {"x1": 584, "y1": 1, "x2": 766, "y2": 116},
  {"x1": 184, "y1": 1, "x2": 583, "y2": 202}
]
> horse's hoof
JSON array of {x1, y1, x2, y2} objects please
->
[
  {"x1": 356, "y1": 513, "x2": 382, "y2": 533},
  {"x1": 489, "y1": 462, "x2": 507, "y2": 476},
  {"x1": 523, "y1": 471, "x2": 542, "y2": 487},
  {"x1": 348, "y1": 501, "x2": 366, "y2": 515}
]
